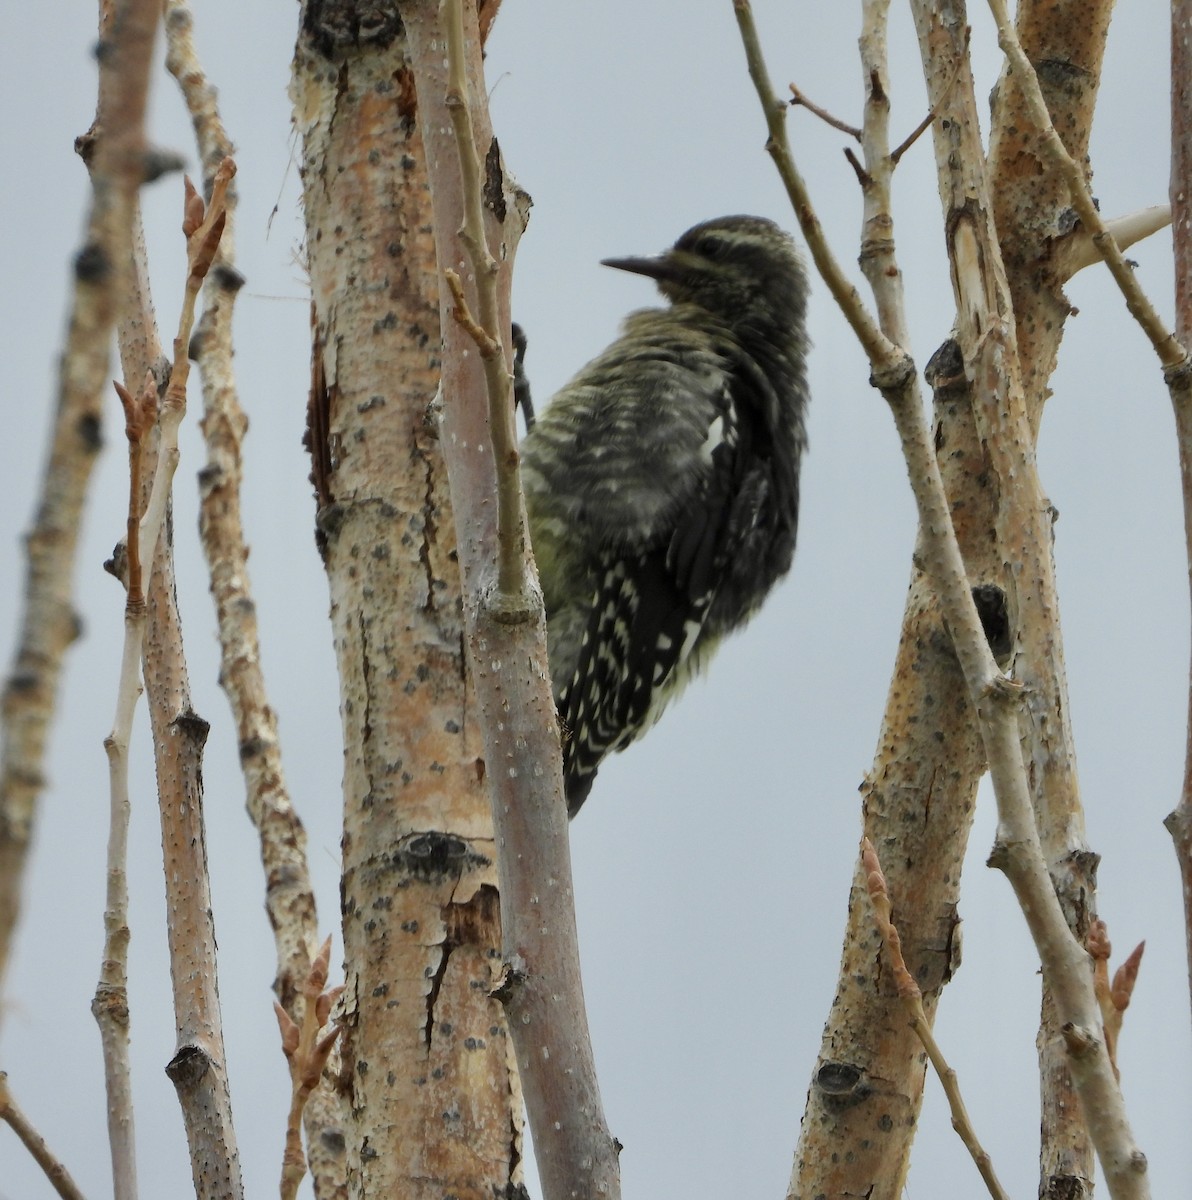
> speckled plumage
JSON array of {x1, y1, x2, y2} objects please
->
[{"x1": 521, "y1": 216, "x2": 811, "y2": 815}]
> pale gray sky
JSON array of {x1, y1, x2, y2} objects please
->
[{"x1": 2, "y1": 4, "x2": 1188, "y2": 1199}]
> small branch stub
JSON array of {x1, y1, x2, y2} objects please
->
[{"x1": 445, "y1": 268, "x2": 501, "y2": 359}]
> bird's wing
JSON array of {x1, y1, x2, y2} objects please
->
[{"x1": 555, "y1": 324, "x2": 777, "y2": 812}]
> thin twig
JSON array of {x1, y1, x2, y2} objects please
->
[
  {"x1": 166, "y1": 6, "x2": 343, "y2": 1184},
  {"x1": 788, "y1": 82, "x2": 861, "y2": 139},
  {"x1": 0, "y1": 1073, "x2": 87, "y2": 1200},
  {"x1": 94, "y1": 371, "x2": 158, "y2": 1200},
  {"x1": 862, "y1": 841, "x2": 1011, "y2": 1200},
  {"x1": 843, "y1": 147, "x2": 871, "y2": 188},
  {"x1": 163, "y1": 0, "x2": 325, "y2": 1026},
  {"x1": 857, "y1": 0, "x2": 911, "y2": 346},
  {"x1": 0, "y1": 0, "x2": 157, "y2": 1013},
  {"x1": 445, "y1": 269, "x2": 501, "y2": 354},
  {"x1": 890, "y1": 28, "x2": 970, "y2": 164},
  {"x1": 732, "y1": 0, "x2": 898, "y2": 372},
  {"x1": 985, "y1": 0, "x2": 1185, "y2": 368},
  {"x1": 1167, "y1": 0, "x2": 1192, "y2": 1044},
  {"x1": 443, "y1": 0, "x2": 528, "y2": 607}
]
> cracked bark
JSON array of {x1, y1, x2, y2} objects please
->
[{"x1": 292, "y1": 5, "x2": 522, "y2": 1197}]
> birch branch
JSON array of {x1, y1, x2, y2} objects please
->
[
  {"x1": 145, "y1": 161, "x2": 243, "y2": 1200},
  {"x1": 442, "y1": 0, "x2": 528, "y2": 608},
  {"x1": 785, "y1": 5, "x2": 1000, "y2": 1191},
  {"x1": 986, "y1": 0, "x2": 1185, "y2": 369},
  {"x1": 292, "y1": 6, "x2": 522, "y2": 1191},
  {"x1": 0, "y1": 0, "x2": 157, "y2": 1006},
  {"x1": 403, "y1": 2, "x2": 619, "y2": 1197},
  {"x1": 94, "y1": 370, "x2": 158, "y2": 1200},
  {"x1": 0, "y1": 1072, "x2": 87, "y2": 1200},
  {"x1": 164, "y1": 11, "x2": 346, "y2": 1187},
  {"x1": 163, "y1": 0, "x2": 324, "y2": 1028},
  {"x1": 1164, "y1": 0, "x2": 1192, "y2": 1039},
  {"x1": 862, "y1": 841, "x2": 1010, "y2": 1200},
  {"x1": 977, "y1": 3, "x2": 1118, "y2": 1189}
]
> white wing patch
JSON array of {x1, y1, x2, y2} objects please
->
[{"x1": 698, "y1": 415, "x2": 726, "y2": 464}]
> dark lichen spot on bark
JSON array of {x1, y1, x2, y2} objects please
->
[
  {"x1": 397, "y1": 831, "x2": 472, "y2": 878},
  {"x1": 395, "y1": 65, "x2": 418, "y2": 134},
  {"x1": 483, "y1": 137, "x2": 506, "y2": 224},
  {"x1": 302, "y1": 0, "x2": 403, "y2": 58},
  {"x1": 77, "y1": 411, "x2": 103, "y2": 453},
  {"x1": 211, "y1": 262, "x2": 246, "y2": 292},
  {"x1": 238, "y1": 735, "x2": 266, "y2": 762},
  {"x1": 74, "y1": 241, "x2": 109, "y2": 283}
]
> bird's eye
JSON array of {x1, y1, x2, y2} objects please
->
[{"x1": 696, "y1": 235, "x2": 727, "y2": 260}]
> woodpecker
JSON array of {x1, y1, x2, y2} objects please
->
[{"x1": 520, "y1": 215, "x2": 810, "y2": 815}]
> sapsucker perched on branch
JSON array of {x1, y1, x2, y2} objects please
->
[{"x1": 520, "y1": 215, "x2": 811, "y2": 816}]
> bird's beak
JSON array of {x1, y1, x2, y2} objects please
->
[{"x1": 600, "y1": 253, "x2": 680, "y2": 283}]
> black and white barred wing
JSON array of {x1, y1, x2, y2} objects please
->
[{"x1": 557, "y1": 373, "x2": 770, "y2": 812}]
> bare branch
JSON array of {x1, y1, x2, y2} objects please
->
[
  {"x1": 144, "y1": 163, "x2": 243, "y2": 1200},
  {"x1": 95, "y1": 369, "x2": 158, "y2": 1200},
  {"x1": 857, "y1": 0, "x2": 910, "y2": 345},
  {"x1": 1162, "y1": 7, "x2": 1192, "y2": 1015},
  {"x1": 165, "y1": 8, "x2": 346, "y2": 1183},
  {"x1": 1064, "y1": 205, "x2": 1172, "y2": 277},
  {"x1": 403, "y1": 3, "x2": 619, "y2": 1197},
  {"x1": 443, "y1": 0, "x2": 528, "y2": 607},
  {"x1": 889, "y1": 28, "x2": 969, "y2": 164},
  {"x1": 862, "y1": 841, "x2": 1011, "y2": 1200},
  {"x1": 787, "y1": 82, "x2": 861, "y2": 139},
  {"x1": 986, "y1": 0, "x2": 1185, "y2": 369},
  {"x1": 908, "y1": 7, "x2": 1151, "y2": 1195},
  {"x1": 0, "y1": 1073, "x2": 87, "y2": 1200},
  {"x1": 732, "y1": 0, "x2": 901, "y2": 374},
  {"x1": 0, "y1": 0, "x2": 158, "y2": 1008}
]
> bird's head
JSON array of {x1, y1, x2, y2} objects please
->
[{"x1": 601, "y1": 214, "x2": 808, "y2": 338}]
